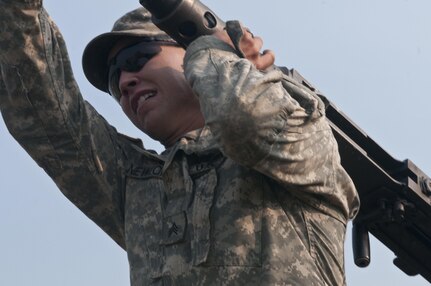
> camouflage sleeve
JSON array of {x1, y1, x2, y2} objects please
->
[
  {"x1": 184, "y1": 36, "x2": 359, "y2": 221},
  {"x1": 0, "y1": 1, "x2": 126, "y2": 248}
]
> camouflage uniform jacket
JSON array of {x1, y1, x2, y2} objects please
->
[{"x1": 0, "y1": 1, "x2": 360, "y2": 285}]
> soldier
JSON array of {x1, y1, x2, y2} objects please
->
[{"x1": 0, "y1": 1, "x2": 359, "y2": 285}]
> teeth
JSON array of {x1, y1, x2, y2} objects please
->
[
  {"x1": 136, "y1": 92, "x2": 156, "y2": 112},
  {"x1": 137, "y1": 96, "x2": 146, "y2": 107},
  {"x1": 143, "y1": 92, "x2": 156, "y2": 100}
]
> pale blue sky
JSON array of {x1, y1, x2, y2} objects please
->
[{"x1": 1, "y1": 0, "x2": 430, "y2": 285}]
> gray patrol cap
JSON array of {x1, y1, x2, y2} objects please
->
[{"x1": 82, "y1": 7, "x2": 175, "y2": 93}]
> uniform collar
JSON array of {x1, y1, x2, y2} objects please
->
[{"x1": 161, "y1": 126, "x2": 220, "y2": 173}]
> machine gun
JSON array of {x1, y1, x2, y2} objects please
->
[
  {"x1": 139, "y1": 0, "x2": 431, "y2": 282},
  {"x1": 327, "y1": 96, "x2": 431, "y2": 282}
]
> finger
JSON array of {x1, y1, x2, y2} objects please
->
[
  {"x1": 242, "y1": 27, "x2": 255, "y2": 40},
  {"x1": 241, "y1": 28, "x2": 259, "y2": 47},
  {"x1": 240, "y1": 36, "x2": 264, "y2": 58},
  {"x1": 255, "y1": 50, "x2": 276, "y2": 70}
]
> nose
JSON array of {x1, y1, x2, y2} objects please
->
[{"x1": 118, "y1": 71, "x2": 140, "y2": 99}]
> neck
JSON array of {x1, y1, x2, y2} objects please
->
[{"x1": 161, "y1": 112, "x2": 205, "y2": 148}]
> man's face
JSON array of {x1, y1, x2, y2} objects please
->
[{"x1": 109, "y1": 42, "x2": 203, "y2": 146}]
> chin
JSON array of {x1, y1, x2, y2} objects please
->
[{"x1": 143, "y1": 127, "x2": 165, "y2": 143}]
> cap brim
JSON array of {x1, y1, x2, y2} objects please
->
[{"x1": 82, "y1": 30, "x2": 152, "y2": 94}]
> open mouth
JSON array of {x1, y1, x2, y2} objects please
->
[{"x1": 131, "y1": 89, "x2": 157, "y2": 115}]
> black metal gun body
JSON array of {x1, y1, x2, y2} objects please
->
[
  {"x1": 140, "y1": 0, "x2": 224, "y2": 48},
  {"x1": 325, "y1": 96, "x2": 431, "y2": 283},
  {"x1": 139, "y1": 0, "x2": 431, "y2": 282}
]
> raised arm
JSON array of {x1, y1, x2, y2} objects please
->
[
  {"x1": 184, "y1": 32, "x2": 359, "y2": 221},
  {"x1": 0, "y1": 0, "x2": 126, "y2": 248}
]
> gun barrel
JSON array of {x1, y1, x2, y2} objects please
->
[{"x1": 139, "y1": 0, "x2": 225, "y2": 47}]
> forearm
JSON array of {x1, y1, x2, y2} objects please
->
[
  {"x1": 0, "y1": 1, "x2": 126, "y2": 247},
  {"x1": 0, "y1": 1, "x2": 85, "y2": 164},
  {"x1": 184, "y1": 36, "x2": 313, "y2": 167},
  {"x1": 185, "y1": 36, "x2": 359, "y2": 221}
]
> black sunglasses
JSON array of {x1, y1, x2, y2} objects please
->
[{"x1": 107, "y1": 41, "x2": 179, "y2": 102}]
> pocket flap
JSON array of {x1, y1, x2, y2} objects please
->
[{"x1": 192, "y1": 168, "x2": 218, "y2": 265}]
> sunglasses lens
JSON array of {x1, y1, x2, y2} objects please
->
[{"x1": 107, "y1": 42, "x2": 164, "y2": 101}]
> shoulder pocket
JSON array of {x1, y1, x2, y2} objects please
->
[{"x1": 281, "y1": 68, "x2": 326, "y2": 119}]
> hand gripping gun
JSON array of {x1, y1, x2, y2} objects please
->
[{"x1": 139, "y1": 0, "x2": 431, "y2": 282}]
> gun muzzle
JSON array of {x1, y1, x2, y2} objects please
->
[{"x1": 139, "y1": 0, "x2": 225, "y2": 47}]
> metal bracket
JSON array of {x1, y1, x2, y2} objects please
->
[{"x1": 420, "y1": 177, "x2": 431, "y2": 196}]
